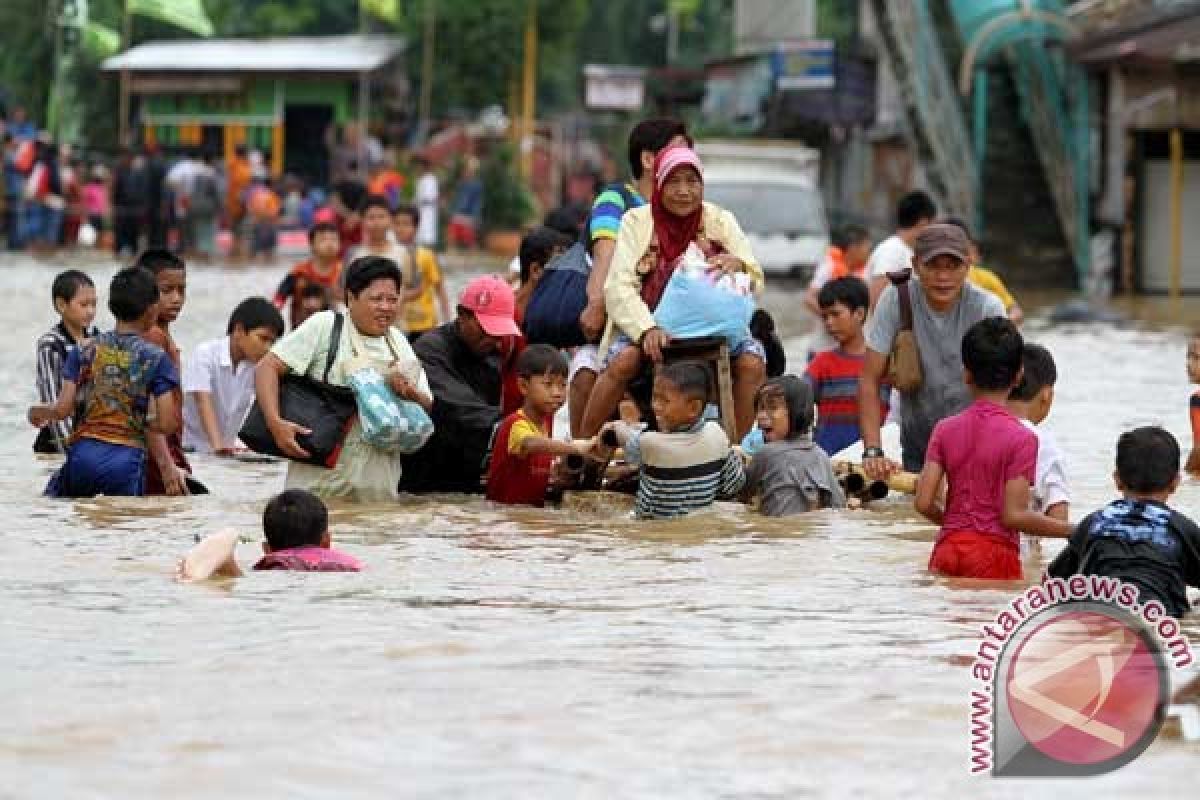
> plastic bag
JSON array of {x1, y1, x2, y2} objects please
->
[
  {"x1": 347, "y1": 365, "x2": 434, "y2": 454},
  {"x1": 653, "y1": 262, "x2": 755, "y2": 348}
]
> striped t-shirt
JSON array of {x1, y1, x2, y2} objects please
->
[
  {"x1": 588, "y1": 183, "x2": 644, "y2": 245},
  {"x1": 805, "y1": 348, "x2": 890, "y2": 457},
  {"x1": 623, "y1": 419, "x2": 746, "y2": 519}
]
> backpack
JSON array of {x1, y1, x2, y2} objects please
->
[
  {"x1": 522, "y1": 241, "x2": 592, "y2": 347},
  {"x1": 522, "y1": 183, "x2": 639, "y2": 347},
  {"x1": 189, "y1": 171, "x2": 219, "y2": 217}
]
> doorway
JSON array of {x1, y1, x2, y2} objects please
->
[{"x1": 284, "y1": 104, "x2": 334, "y2": 188}]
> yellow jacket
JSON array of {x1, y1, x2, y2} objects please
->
[{"x1": 601, "y1": 202, "x2": 763, "y2": 354}]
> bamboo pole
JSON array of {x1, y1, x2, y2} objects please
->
[
  {"x1": 118, "y1": 0, "x2": 132, "y2": 147},
  {"x1": 418, "y1": 0, "x2": 436, "y2": 139}
]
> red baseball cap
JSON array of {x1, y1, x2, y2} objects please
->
[{"x1": 459, "y1": 275, "x2": 521, "y2": 337}]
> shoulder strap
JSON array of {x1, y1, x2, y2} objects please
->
[
  {"x1": 323, "y1": 312, "x2": 345, "y2": 383},
  {"x1": 888, "y1": 269, "x2": 915, "y2": 332}
]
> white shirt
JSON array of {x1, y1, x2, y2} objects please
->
[
  {"x1": 865, "y1": 234, "x2": 914, "y2": 279},
  {"x1": 416, "y1": 173, "x2": 439, "y2": 247},
  {"x1": 182, "y1": 336, "x2": 257, "y2": 453},
  {"x1": 1023, "y1": 419, "x2": 1070, "y2": 513}
]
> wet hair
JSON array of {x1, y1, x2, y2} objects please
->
[
  {"x1": 519, "y1": 226, "x2": 571, "y2": 284},
  {"x1": 359, "y1": 193, "x2": 393, "y2": 216},
  {"x1": 394, "y1": 203, "x2": 419, "y2": 226},
  {"x1": 344, "y1": 256, "x2": 403, "y2": 296},
  {"x1": 832, "y1": 224, "x2": 870, "y2": 250},
  {"x1": 755, "y1": 375, "x2": 814, "y2": 439},
  {"x1": 961, "y1": 317, "x2": 1024, "y2": 390},
  {"x1": 51, "y1": 269, "x2": 94, "y2": 306},
  {"x1": 896, "y1": 190, "x2": 938, "y2": 229},
  {"x1": 655, "y1": 361, "x2": 710, "y2": 405},
  {"x1": 108, "y1": 266, "x2": 160, "y2": 322},
  {"x1": 308, "y1": 221, "x2": 340, "y2": 244},
  {"x1": 628, "y1": 117, "x2": 692, "y2": 179},
  {"x1": 750, "y1": 309, "x2": 786, "y2": 378},
  {"x1": 134, "y1": 248, "x2": 185, "y2": 275},
  {"x1": 262, "y1": 489, "x2": 328, "y2": 551},
  {"x1": 817, "y1": 275, "x2": 870, "y2": 313},
  {"x1": 227, "y1": 297, "x2": 285, "y2": 337},
  {"x1": 516, "y1": 343, "x2": 568, "y2": 378},
  {"x1": 1116, "y1": 426, "x2": 1180, "y2": 493},
  {"x1": 941, "y1": 215, "x2": 974, "y2": 243},
  {"x1": 543, "y1": 206, "x2": 583, "y2": 242},
  {"x1": 1010, "y1": 343, "x2": 1058, "y2": 402}
]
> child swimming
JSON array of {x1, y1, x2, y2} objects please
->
[
  {"x1": 744, "y1": 376, "x2": 846, "y2": 516},
  {"x1": 178, "y1": 489, "x2": 363, "y2": 580}
]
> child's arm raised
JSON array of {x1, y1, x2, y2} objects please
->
[
  {"x1": 27, "y1": 378, "x2": 78, "y2": 428},
  {"x1": 913, "y1": 460, "x2": 945, "y2": 525},
  {"x1": 1002, "y1": 477, "x2": 1071, "y2": 538}
]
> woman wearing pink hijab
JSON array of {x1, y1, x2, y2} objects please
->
[{"x1": 580, "y1": 146, "x2": 765, "y2": 438}]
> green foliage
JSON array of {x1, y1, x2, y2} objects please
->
[{"x1": 480, "y1": 144, "x2": 535, "y2": 232}]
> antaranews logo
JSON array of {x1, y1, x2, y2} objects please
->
[{"x1": 967, "y1": 575, "x2": 1193, "y2": 776}]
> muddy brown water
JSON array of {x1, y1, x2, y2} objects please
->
[{"x1": 0, "y1": 254, "x2": 1196, "y2": 797}]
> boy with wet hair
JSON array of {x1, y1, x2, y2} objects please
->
[
  {"x1": 183, "y1": 297, "x2": 285, "y2": 455},
  {"x1": 487, "y1": 344, "x2": 596, "y2": 507},
  {"x1": 178, "y1": 489, "x2": 363, "y2": 579},
  {"x1": 29, "y1": 267, "x2": 180, "y2": 497},
  {"x1": 1006, "y1": 343, "x2": 1069, "y2": 520},
  {"x1": 805, "y1": 275, "x2": 890, "y2": 456},
  {"x1": 914, "y1": 317, "x2": 1070, "y2": 580},
  {"x1": 602, "y1": 361, "x2": 745, "y2": 519},
  {"x1": 1049, "y1": 427, "x2": 1200, "y2": 617},
  {"x1": 136, "y1": 249, "x2": 195, "y2": 496},
  {"x1": 34, "y1": 269, "x2": 99, "y2": 453}
]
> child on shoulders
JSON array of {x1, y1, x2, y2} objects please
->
[
  {"x1": 183, "y1": 297, "x2": 285, "y2": 456},
  {"x1": 744, "y1": 376, "x2": 846, "y2": 516},
  {"x1": 487, "y1": 344, "x2": 596, "y2": 507},
  {"x1": 603, "y1": 361, "x2": 745, "y2": 520},
  {"x1": 805, "y1": 276, "x2": 890, "y2": 456},
  {"x1": 28, "y1": 267, "x2": 179, "y2": 497},
  {"x1": 34, "y1": 270, "x2": 99, "y2": 454},
  {"x1": 914, "y1": 318, "x2": 1070, "y2": 580},
  {"x1": 1006, "y1": 343, "x2": 1069, "y2": 520},
  {"x1": 1049, "y1": 427, "x2": 1200, "y2": 617},
  {"x1": 178, "y1": 489, "x2": 362, "y2": 579}
]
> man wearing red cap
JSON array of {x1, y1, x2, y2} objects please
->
[{"x1": 400, "y1": 274, "x2": 522, "y2": 493}]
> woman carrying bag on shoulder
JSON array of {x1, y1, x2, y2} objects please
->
[{"x1": 252, "y1": 256, "x2": 433, "y2": 502}]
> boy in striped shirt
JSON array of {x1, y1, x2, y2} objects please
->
[
  {"x1": 603, "y1": 362, "x2": 745, "y2": 519},
  {"x1": 805, "y1": 276, "x2": 890, "y2": 455}
]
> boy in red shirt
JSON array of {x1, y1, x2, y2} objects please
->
[
  {"x1": 273, "y1": 222, "x2": 342, "y2": 329},
  {"x1": 487, "y1": 344, "x2": 596, "y2": 507},
  {"x1": 805, "y1": 275, "x2": 889, "y2": 455},
  {"x1": 914, "y1": 317, "x2": 1070, "y2": 580}
]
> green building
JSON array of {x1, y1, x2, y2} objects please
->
[{"x1": 103, "y1": 35, "x2": 406, "y2": 186}]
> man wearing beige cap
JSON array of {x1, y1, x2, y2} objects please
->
[{"x1": 858, "y1": 223, "x2": 1005, "y2": 477}]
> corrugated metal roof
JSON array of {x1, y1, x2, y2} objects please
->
[{"x1": 103, "y1": 35, "x2": 405, "y2": 73}]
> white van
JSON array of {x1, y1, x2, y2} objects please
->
[{"x1": 696, "y1": 141, "x2": 830, "y2": 281}]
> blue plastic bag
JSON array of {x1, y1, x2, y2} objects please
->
[
  {"x1": 347, "y1": 366, "x2": 434, "y2": 454},
  {"x1": 653, "y1": 268, "x2": 755, "y2": 348}
]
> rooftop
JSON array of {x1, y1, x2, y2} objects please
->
[{"x1": 103, "y1": 35, "x2": 405, "y2": 74}]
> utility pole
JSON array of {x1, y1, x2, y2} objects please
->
[
  {"x1": 418, "y1": 0, "x2": 436, "y2": 142},
  {"x1": 118, "y1": 0, "x2": 132, "y2": 147},
  {"x1": 519, "y1": 0, "x2": 537, "y2": 180}
]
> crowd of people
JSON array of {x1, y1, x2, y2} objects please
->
[{"x1": 21, "y1": 113, "x2": 1200, "y2": 619}]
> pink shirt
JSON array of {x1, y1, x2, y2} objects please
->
[
  {"x1": 925, "y1": 399, "x2": 1037, "y2": 547},
  {"x1": 82, "y1": 183, "x2": 108, "y2": 217},
  {"x1": 252, "y1": 546, "x2": 363, "y2": 572}
]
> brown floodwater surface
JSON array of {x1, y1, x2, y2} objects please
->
[{"x1": 0, "y1": 254, "x2": 1196, "y2": 797}]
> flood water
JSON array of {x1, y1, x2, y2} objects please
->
[{"x1": 0, "y1": 254, "x2": 1196, "y2": 798}]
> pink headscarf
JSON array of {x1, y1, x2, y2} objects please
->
[{"x1": 642, "y1": 146, "x2": 705, "y2": 310}]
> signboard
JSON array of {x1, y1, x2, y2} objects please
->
[
  {"x1": 773, "y1": 40, "x2": 835, "y2": 90},
  {"x1": 584, "y1": 65, "x2": 647, "y2": 112}
]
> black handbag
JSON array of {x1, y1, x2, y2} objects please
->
[{"x1": 240, "y1": 313, "x2": 357, "y2": 467}]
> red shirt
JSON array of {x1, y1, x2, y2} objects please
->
[
  {"x1": 487, "y1": 409, "x2": 554, "y2": 507},
  {"x1": 925, "y1": 399, "x2": 1037, "y2": 547}
]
